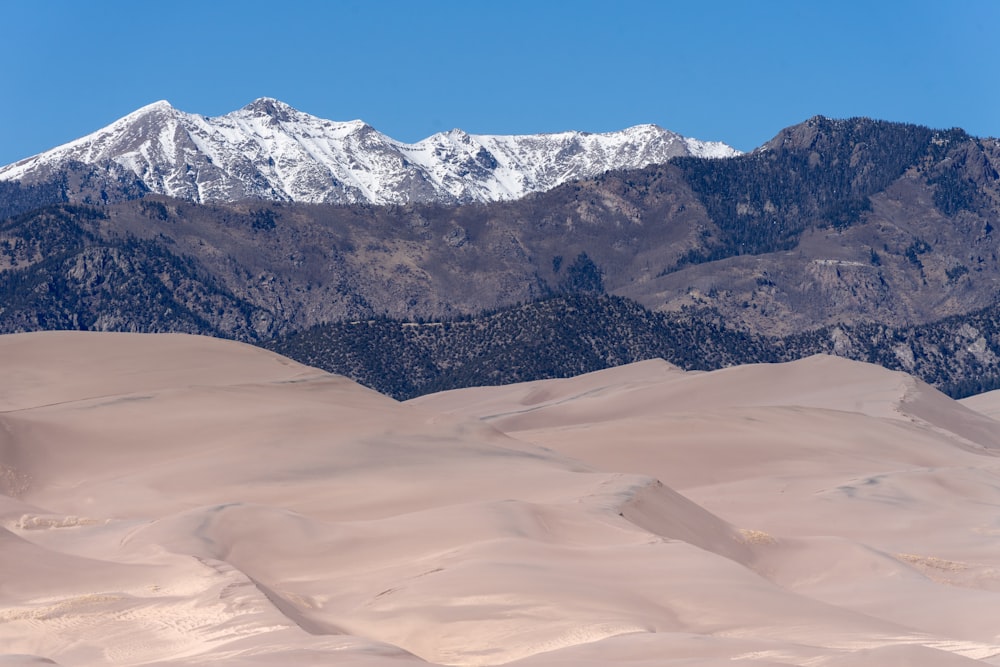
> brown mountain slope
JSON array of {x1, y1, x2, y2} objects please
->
[{"x1": 1, "y1": 117, "x2": 998, "y2": 339}]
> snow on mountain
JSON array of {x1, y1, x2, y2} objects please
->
[{"x1": 0, "y1": 98, "x2": 740, "y2": 205}]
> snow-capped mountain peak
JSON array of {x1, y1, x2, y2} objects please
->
[
  {"x1": 0, "y1": 99, "x2": 740, "y2": 205},
  {"x1": 240, "y1": 97, "x2": 296, "y2": 119}
]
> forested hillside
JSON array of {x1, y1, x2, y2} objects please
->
[{"x1": 265, "y1": 293, "x2": 1000, "y2": 400}]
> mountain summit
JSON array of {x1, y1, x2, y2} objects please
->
[{"x1": 0, "y1": 98, "x2": 739, "y2": 205}]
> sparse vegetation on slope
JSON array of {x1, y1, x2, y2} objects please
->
[
  {"x1": 265, "y1": 294, "x2": 1000, "y2": 401},
  {"x1": 264, "y1": 295, "x2": 774, "y2": 399}
]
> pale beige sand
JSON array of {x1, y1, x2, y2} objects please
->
[
  {"x1": 3, "y1": 333, "x2": 1000, "y2": 666},
  {"x1": 961, "y1": 389, "x2": 1000, "y2": 421}
]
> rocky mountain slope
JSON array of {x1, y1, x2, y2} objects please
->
[
  {"x1": 1, "y1": 115, "x2": 999, "y2": 398},
  {"x1": 3, "y1": 115, "x2": 998, "y2": 337},
  {"x1": 0, "y1": 98, "x2": 738, "y2": 205}
]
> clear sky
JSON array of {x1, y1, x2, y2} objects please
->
[{"x1": 1, "y1": 0, "x2": 997, "y2": 166}]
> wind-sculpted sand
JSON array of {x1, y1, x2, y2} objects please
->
[{"x1": 2, "y1": 332, "x2": 999, "y2": 666}]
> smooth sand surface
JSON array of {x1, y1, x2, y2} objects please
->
[
  {"x1": 3, "y1": 333, "x2": 1000, "y2": 666},
  {"x1": 961, "y1": 389, "x2": 1000, "y2": 421}
]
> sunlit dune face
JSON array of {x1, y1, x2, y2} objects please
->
[{"x1": 2, "y1": 333, "x2": 999, "y2": 666}]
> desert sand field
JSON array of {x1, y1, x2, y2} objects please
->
[{"x1": 2, "y1": 331, "x2": 999, "y2": 666}]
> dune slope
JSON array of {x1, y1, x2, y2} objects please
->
[{"x1": 2, "y1": 333, "x2": 999, "y2": 666}]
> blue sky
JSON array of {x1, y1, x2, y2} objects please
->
[{"x1": 1, "y1": 0, "x2": 997, "y2": 165}]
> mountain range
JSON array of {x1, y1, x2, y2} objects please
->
[
  {"x1": 1, "y1": 102, "x2": 999, "y2": 398},
  {"x1": 0, "y1": 98, "x2": 737, "y2": 206}
]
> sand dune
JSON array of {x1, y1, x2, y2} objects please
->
[
  {"x1": 3, "y1": 333, "x2": 1000, "y2": 666},
  {"x1": 961, "y1": 389, "x2": 1000, "y2": 421}
]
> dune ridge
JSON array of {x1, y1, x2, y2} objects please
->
[{"x1": 1, "y1": 332, "x2": 999, "y2": 666}]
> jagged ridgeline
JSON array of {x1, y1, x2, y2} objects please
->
[{"x1": 0, "y1": 98, "x2": 737, "y2": 206}]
